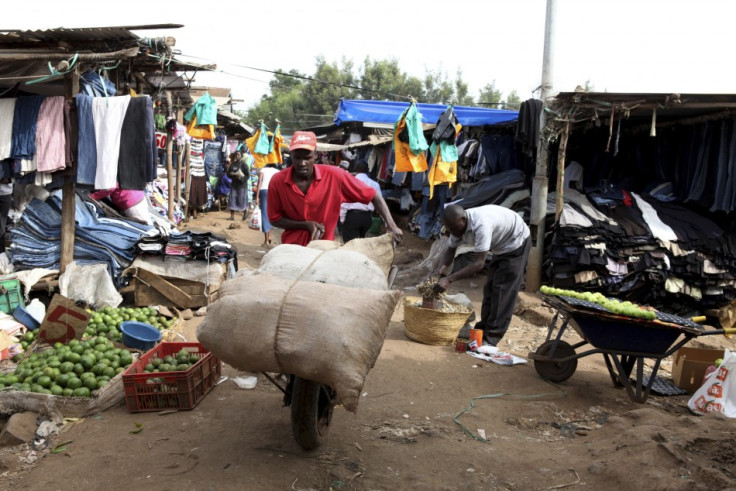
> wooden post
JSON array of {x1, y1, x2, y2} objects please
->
[
  {"x1": 554, "y1": 121, "x2": 571, "y2": 223},
  {"x1": 166, "y1": 129, "x2": 174, "y2": 221},
  {"x1": 60, "y1": 70, "x2": 79, "y2": 274},
  {"x1": 184, "y1": 140, "x2": 191, "y2": 223},
  {"x1": 174, "y1": 144, "x2": 182, "y2": 210}
]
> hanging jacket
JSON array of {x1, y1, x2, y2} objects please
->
[
  {"x1": 393, "y1": 102, "x2": 428, "y2": 173},
  {"x1": 245, "y1": 123, "x2": 269, "y2": 168},
  {"x1": 184, "y1": 93, "x2": 218, "y2": 126}
]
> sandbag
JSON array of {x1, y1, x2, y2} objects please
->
[
  {"x1": 308, "y1": 233, "x2": 395, "y2": 276},
  {"x1": 257, "y1": 244, "x2": 388, "y2": 290},
  {"x1": 197, "y1": 273, "x2": 401, "y2": 411}
]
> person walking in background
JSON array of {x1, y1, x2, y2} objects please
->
[
  {"x1": 340, "y1": 160, "x2": 381, "y2": 243},
  {"x1": 255, "y1": 162, "x2": 280, "y2": 246},
  {"x1": 0, "y1": 179, "x2": 12, "y2": 253},
  {"x1": 214, "y1": 157, "x2": 232, "y2": 211},
  {"x1": 227, "y1": 150, "x2": 251, "y2": 221}
]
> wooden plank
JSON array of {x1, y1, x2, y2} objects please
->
[
  {"x1": 165, "y1": 91, "x2": 174, "y2": 221},
  {"x1": 133, "y1": 268, "x2": 194, "y2": 309},
  {"x1": 184, "y1": 140, "x2": 191, "y2": 223},
  {"x1": 59, "y1": 70, "x2": 79, "y2": 274}
]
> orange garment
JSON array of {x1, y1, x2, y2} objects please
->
[
  {"x1": 245, "y1": 126, "x2": 269, "y2": 169},
  {"x1": 186, "y1": 114, "x2": 215, "y2": 140},
  {"x1": 428, "y1": 123, "x2": 461, "y2": 199},
  {"x1": 266, "y1": 125, "x2": 283, "y2": 164},
  {"x1": 393, "y1": 116, "x2": 428, "y2": 173}
]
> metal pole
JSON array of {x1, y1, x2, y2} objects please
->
[{"x1": 526, "y1": 0, "x2": 557, "y2": 292}]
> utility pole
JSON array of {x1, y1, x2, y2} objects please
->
[{"x1": 526, "y1": 0, "x2": 556, "y2": 292}]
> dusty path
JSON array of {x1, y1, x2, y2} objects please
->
[{"x1": 4, "y1": 209, "x2": 736, "y2": 490}]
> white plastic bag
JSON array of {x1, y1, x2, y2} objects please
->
[
  {"x1": 688, "y1": 348, "x2": 736, "y2": 417},
  {"x1": 248, "y1": 206, "x2": 261, "y2": 230}
]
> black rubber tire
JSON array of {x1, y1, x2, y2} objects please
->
[
  {"x1": 534, "y1": 340, "x2": 578, "y2": 383},
  {"x1": 290, "y1": 378, "x2": 334, "y2": 450}
]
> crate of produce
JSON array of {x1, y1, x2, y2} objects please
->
[
  {"x1": 0, "y1": 278, "x2": 24, "y2": 315},
  {"x1": 122, "y1": 342, "x2": 221, "y2": 412}
]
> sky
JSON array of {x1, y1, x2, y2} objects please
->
[{"x1": 3, "y1": 0, "x2": 735, "y2": 116}]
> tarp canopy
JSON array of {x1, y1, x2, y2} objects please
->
[{"x1": 334, "y1": 99, "x2": 518, "y2": 127}]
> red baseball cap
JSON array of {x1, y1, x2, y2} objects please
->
[{"x1": 289, "y1": 131, "x2": 317, "y2": 151}]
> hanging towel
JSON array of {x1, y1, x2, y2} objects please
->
[
  {"x1": 93, "y1": 95, "x2": 131, "y2": 190},
  {"x1": 76, "y1": 94, "x2": 97, "y2": 185},
  {"x1": 11, "y1": 95, "x2": 45, "y2": 160},
  {"x1": 118, "y1": 96, "x2": 151, "y2": 190},
  {"x1": 35, "y1": 96, "x2": 66, "y2": 172},
  {"x1": 0, "y1": 98, "x2": 16, "y2": 160}
]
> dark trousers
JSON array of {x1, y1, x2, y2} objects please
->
[
  {"x1": 475, "y1": 236, "x2": 531, "y2": 346},
  {"x1": 0, "y1": 194, "x2": 12, "y2": 253},
  {"x1": 342, "y1": 209, "x2": 373, "y2": 243}
]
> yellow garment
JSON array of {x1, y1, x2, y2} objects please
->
[
  {"x1": 266, "y1": 126, "x2": 283, "y2": 165},
  {"x1": 428, "y1": 123, "x2": 462, "y2": 199},
  {"x1": 393, "y1": 116, "x2": 428, "y2": 173},
  {"x1": 245, "y1": 126, "x2": 269, "y2": 169},
  {"x1": 186, "y1": 114, "x2": 215, "y2": 140},
  {"x1": 129, "y1": 88, "x2": 138, "y2": 97}
]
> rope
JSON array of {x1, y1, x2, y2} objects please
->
[
  {"x1": 25, "y1": 52, "x2": 79, "y2": 85},
  {"x1": 453, "y1": 380, "x2": 567, "y2": 443}
]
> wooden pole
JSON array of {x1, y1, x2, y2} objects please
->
[
  {"x1": 554, "y1": 121, "x2": 571, "y2": 223},
  {"x1": 60, "y1": 70, "x2": 79, "y2": 274},
  {"x1": 0, "y1": 47, "x2": 139, "y2": 62},
  {"x1": 184, "y1": 140, "x2": 191, "y2": 223},
  {"x1": 175, "y1": 144, "x2": 182, "y2": 210}
]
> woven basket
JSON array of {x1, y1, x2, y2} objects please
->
[{"x1": 403, "y1": 296, "x2": 472, "y2": 346}]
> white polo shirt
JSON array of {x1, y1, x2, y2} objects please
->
[{"x1": 448, "y1": 204, "x2": 529, "y2": 255}]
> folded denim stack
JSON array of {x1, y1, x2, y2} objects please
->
[
  {"x1": 165, "y1": 232, "x2": 193, "y2": 261},
  {"x1": 9, "y1": 194, "x2": 152, "y2": 284}
]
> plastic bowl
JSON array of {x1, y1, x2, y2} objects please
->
[
  {"x1": 13, "y1": 305, "x2": 41, "y2": 331},
  {"x1": 120, "y1": 321, "x2": 162, "y2": 351}
]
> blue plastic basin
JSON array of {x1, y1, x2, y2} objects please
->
[
  {"x1": 120, "y1": 321, "x2": 162, "y2": 351},
  {"x1": 13, "y1": 305, "x2": 41, "y2": 331}
]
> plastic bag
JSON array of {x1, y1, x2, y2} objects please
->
[
  {"x1": 688, "y1": 348, "x2": 736, "y2": 417},
  {"x1": 248, "y1": 206, "x2": 261, "y2": 230}
]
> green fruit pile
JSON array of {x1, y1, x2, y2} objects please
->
[
  {"x1": 85, "y1": 306, "x2": 176, "y2": 342},
  {"x1": 0, "y1": 337, "x2": 134, "y2": 396},
  {"x1": 142, "y1": 348, "x2": 201, "y2": 374},
  {"x1": 18, "y1": 329, "x2": 37, "y2": 350},
  {"x1": 539, "y1": 285, "x2": 657, "y2": 320}
]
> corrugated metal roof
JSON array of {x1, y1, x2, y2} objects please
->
[{"x1": 0, "y1": 24, "x2": 183, "y2": 45}]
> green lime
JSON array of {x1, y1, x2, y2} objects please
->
[
  {"x1": 56, "y1": 374, "x2": 71, "y2": 387},
  {"x1": 72, "y1": 387, "x2": 91, "y2": 397},
  {"x1": 73, "y1": 363, "x2": 85, "y2": 376},
  {"x1": 92, "y1": 363, "x2": 107, "y2": 376},
  {"x1": 50, "y1": 385, "x2": 64, "y2": 396},
  {"x1": 59, "y1": 361, "x2": 74, "y2": 374},
  {"x1": 102, "y1": 367, "x2": 116, "y2": 378},
  {"x1": 80, "y1": 355, "x2": 95, "y2": 370},
  {"x1": 66, "y1": 377, "x2": 82, "y2": 390},
  {"x1": 83, "y1": 377, "x2": 97, "y2": 390},
  {"x1": 62, "y1": 388, "x2": 74, "y2": 397}
]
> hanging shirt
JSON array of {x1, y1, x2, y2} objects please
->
[
  {"x1": 11, "y1": 95, "x2": 45, "y2": 160},
  {"x1": 93, "y1": 95, "x2": 131, "y2": 190},
  {"x1": 268, "y1": 164, "x2": 376, "y2": 246},
  {"x1": 340, "y1": 172, "x2": 380, "y2": 222},
  {"x1": 34, "y1": 96, "x2": 66, "y2": 172},
  {"x1": 0, "y1": 98, "x2": 16, "y2": 160},
  {"x1": 118, "y1": 96, "x2": 151, "y2": 190},
  {"x1": 184, "y1": 93, "x2": 217, "y2": 125},
  {"x1": 76, "y1": 94, "x2": 97, "y2": 185}
]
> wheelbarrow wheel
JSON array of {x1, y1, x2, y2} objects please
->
[
  {"x1": 534, "y1": 340, "x2": 577, "y2": 383},
  {"x1": 290, "y1": 377, "x2": 335, "y2": 450}
]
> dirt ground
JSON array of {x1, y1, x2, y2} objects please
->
[{"x1": 4, "y1": 208, "x2": 736, "y2": 491}]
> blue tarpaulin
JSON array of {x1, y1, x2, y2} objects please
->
[{"x1": 334, "y1": 99, "x2": 518, "y2": 127}]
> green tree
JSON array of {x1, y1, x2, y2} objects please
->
[
  {"x1": 453, "y1": 70, "x2": 474, "y2": 106},
  {"x1": 477, "y1": 81, "x2": 503, "y2": 107},
  {"x1": 504, "y1": 89, "x2": 522, "y2": 110}
]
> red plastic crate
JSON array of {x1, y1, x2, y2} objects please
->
[{"x1": 122, "y1": 342, "x2": 221, "y2": 412}]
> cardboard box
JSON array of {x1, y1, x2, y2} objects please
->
[{"x1": 671, "y1": 347, "x2": 725, "y2": 393}]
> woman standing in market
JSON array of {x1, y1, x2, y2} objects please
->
[
  {"x1": 255, "y1": 162, "x2": 280, "y2": 246},
  {"x1": 214, "y1": 157, "x2": 232, "y2": 211},
  {"x1": 227, "y1": 150, "x2": 251, "y2": 221}
]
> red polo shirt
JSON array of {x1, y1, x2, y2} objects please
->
[{"x1": 267, "y1": 164, "x2": 377, "y2": 246}]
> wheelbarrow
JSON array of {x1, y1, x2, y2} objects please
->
[{"x1": 529, "y1": 294, "x2": 734, "y2": 403}]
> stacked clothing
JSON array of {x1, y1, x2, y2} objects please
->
[
  {"x1": 544, "y1": 184, "x2": 736, "y2": 313},
  {"x1": 165, "y1": 233, "x2": 193, "y2": 260},
  {"x1": 139, "y1": 230, "x2": 236, "y2": 266},
  {"x1": 9, "y1": 193, "x2": 152, "y2": 284}
]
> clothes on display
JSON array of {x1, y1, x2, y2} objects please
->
[{"x1": 393, "y1": 102, "x2": 429, "y2": 173}]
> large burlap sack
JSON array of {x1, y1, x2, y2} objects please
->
[
  {"x1": 308, "y1": 233, "x2": 394, "y2": 276},
  {"x1": 257, "y1": 244, "x2": 388, "y2": 290},
  {"x1": 197, "y1": 273, "x2": 401, "y2": 411}
]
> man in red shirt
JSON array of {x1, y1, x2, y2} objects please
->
[{"x1": 268, "y1": 131, "x2": 403, "y2": 246}]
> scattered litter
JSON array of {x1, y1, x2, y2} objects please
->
[
  {"x1": 129, "y1": 422, "x2": 144, "y2": 434},
  {"x1": 477, "y1": 429, "x2": 487, "y2": 440},
  {"x1": 51, "y1": 441, "x2": 72, "y2": 454},
  {"x1": 467, "y1": 468, "x2": 476, "y2": 473},
  {"x1": 216, "y1": 376, "x2": 229, "y2": 385},
  {"x1": 402, "y1": 414, "x2": 409, "y2": 419},
  {"x1": 353, "y1": 442, "x2": 363, "y2": 451},
  {"x1": 233, "y1": 374, "x2": 258, "y2": 389},
  {"x1": 468, "y1": 345, "x2": 528, "y2": 365},
  {"x1": 37, "y1": 421, "x2": 60, "y2": 438},
  {"x1": 362, "y1": 392, "x2": 368, "y2": 397}
]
